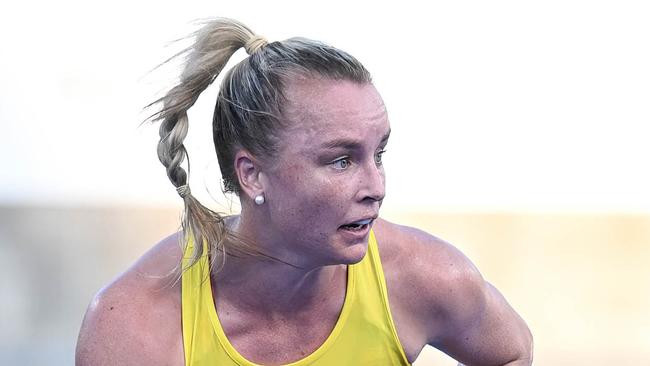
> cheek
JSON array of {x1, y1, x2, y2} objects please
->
[{"x1": 269, "y1": 166, "x2": 350, "y2": 227}]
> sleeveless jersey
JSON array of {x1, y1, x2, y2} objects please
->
[{"x1": 181, "y1": 230, "x2": 411, "y2": 365}]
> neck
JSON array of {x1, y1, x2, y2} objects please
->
[{"x1": 214, "y1": 213, "x2": 346, "y2": 313}]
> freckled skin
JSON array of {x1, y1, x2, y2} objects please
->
[
  {"x1": 251, "y1": 77, "x2": 389, "y2": 268},
  {"x1": 76, "y1": 77, "x2": 532, "y2": 366}
]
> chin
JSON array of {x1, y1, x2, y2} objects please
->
[{"x1": 331, "y1": 240, "x2": 369, "y2": 265}]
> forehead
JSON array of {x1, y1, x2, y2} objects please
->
[{"x1": 280, "y1": 78, "x2": 389, "y2": 147}]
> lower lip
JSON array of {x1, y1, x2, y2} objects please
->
[{"x1": 337, "y1": 223, "x2": 371, "y2": 240}]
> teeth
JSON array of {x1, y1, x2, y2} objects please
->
[{"x1": 352, "y1": 219, "x2": 372, "y2": 226}]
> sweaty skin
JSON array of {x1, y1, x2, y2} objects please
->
[{"x1": 76, "y1": 80, "x2": 532, "y2": 365}]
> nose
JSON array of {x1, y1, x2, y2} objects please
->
[{"x1": 358, "y1": 161, "x2": 385, "y2": 203}]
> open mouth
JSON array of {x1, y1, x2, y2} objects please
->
[{"x1": 338, "y1": 218, "x2": 373, "y2": 232}]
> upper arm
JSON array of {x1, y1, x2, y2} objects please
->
[
  {"x1": 382, "y1": 222, "x2": 533, "y2": 365},
  {"x1": 76, "y1": 285, "x2": 157, "y2": 366},
  {"x1": 75, "y1": 234, "x2": 184, "y2": 366},
  {"x1": 432, "y1": 275, "x2": 533, "y2": 365}
]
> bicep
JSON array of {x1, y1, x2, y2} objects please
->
[
  {"x1": 378, "y1": 222, "x2": 532, "y2": 364},
  {"x1": 432, "y1": 281, "x2": 533, "y2": 366}
]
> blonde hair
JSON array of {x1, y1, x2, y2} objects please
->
[{"x1": 148, "y1": 18, "x2": 372, "y2": 271}]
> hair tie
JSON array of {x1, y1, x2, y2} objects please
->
[
  {"x1": 176, "y1": 184, "x2": 191, "y2": 198},
  {"x1": 245, "y1": 35, "x2": 268, "y2": 55}
]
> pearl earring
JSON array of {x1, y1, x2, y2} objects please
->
[{"x1": 254, "y1": 194, "x2": 265, "y2": 205}]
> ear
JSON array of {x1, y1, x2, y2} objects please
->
[{"x1": 233, "y1": 150, "x2": 265, "y2": 201}]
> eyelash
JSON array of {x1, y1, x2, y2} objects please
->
[
  {"x1": 331, "y1": 157, "x2": 352, "y2": 170},
  {"x1": 375, "y1": 149, "x2": 387, "y2": 164},
  {"x1": 330, "y1": 150, "x2": 387, "y2": 170}
]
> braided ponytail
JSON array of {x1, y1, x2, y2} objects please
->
[
  {"x1": 147, "y1": 17, "x2": 371, "y2": 274},
  {"x1": 148, "y1": 18, "x2": 266, "y2": 271}
]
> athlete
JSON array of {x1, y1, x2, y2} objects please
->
[{"x1": 76, "y1": 18, "x2": 533, "y2": 365}]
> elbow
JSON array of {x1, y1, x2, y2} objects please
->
[
  {"x1": 523, "y1": 325, "x2": 534, "y2": 365},
  {"x1": 510, "y1": 322, "x2": 534, "y2": 366}
]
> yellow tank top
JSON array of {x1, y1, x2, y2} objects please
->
[{"x1": 181, "y1": 230, "x2": 411, "y2": 365}]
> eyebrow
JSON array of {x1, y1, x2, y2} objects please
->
[{"x1": 320, "y1": 129, "x2": 391, "y2": 150}]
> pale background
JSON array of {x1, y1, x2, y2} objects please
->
[{"x1": 1, "y1": 0, "x2": 649, "y2": 365}]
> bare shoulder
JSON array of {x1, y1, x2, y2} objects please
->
[
  {"x1": 75, "y1": 232, "x2": 185, "y2": 366},
  {"x1": 372, "y1": 218, "x2": 487, "y2": 343},
  {"x1": 373, "y1": 217, "x2": 484, "y2": 304},
  {"x1": 373, "y1": 218, "x2": 532, "y2": 364}
]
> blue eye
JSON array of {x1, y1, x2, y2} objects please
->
[
  {"x1": 332, "y1": 157, "x2": 351, "y2": 170},
  {"x1": 375, "y1": 150, "x2": 387, "y2": 164}
]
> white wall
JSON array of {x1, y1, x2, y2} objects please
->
[{"x1": 1, "y1": 0, "x2": 649, "y2": 212}]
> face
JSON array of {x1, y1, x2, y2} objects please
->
[{"x1": 258, "y1": 77, "x2": 390, "y2": 267}]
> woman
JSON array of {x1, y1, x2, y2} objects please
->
[{"x1": 76, "y1": 18, "x2": 532, "y2": 365}]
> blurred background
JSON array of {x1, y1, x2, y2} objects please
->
[{"x1": 1, "y1": 1, "x2": 649, "y2": 364}]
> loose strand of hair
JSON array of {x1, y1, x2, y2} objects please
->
[{"x1": 147, "y1": 18, "x2": 261, "y2": 277}]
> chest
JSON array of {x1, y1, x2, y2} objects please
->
[{"x1": 218, "y1": 302, "x2": 343, "y2": 364}]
